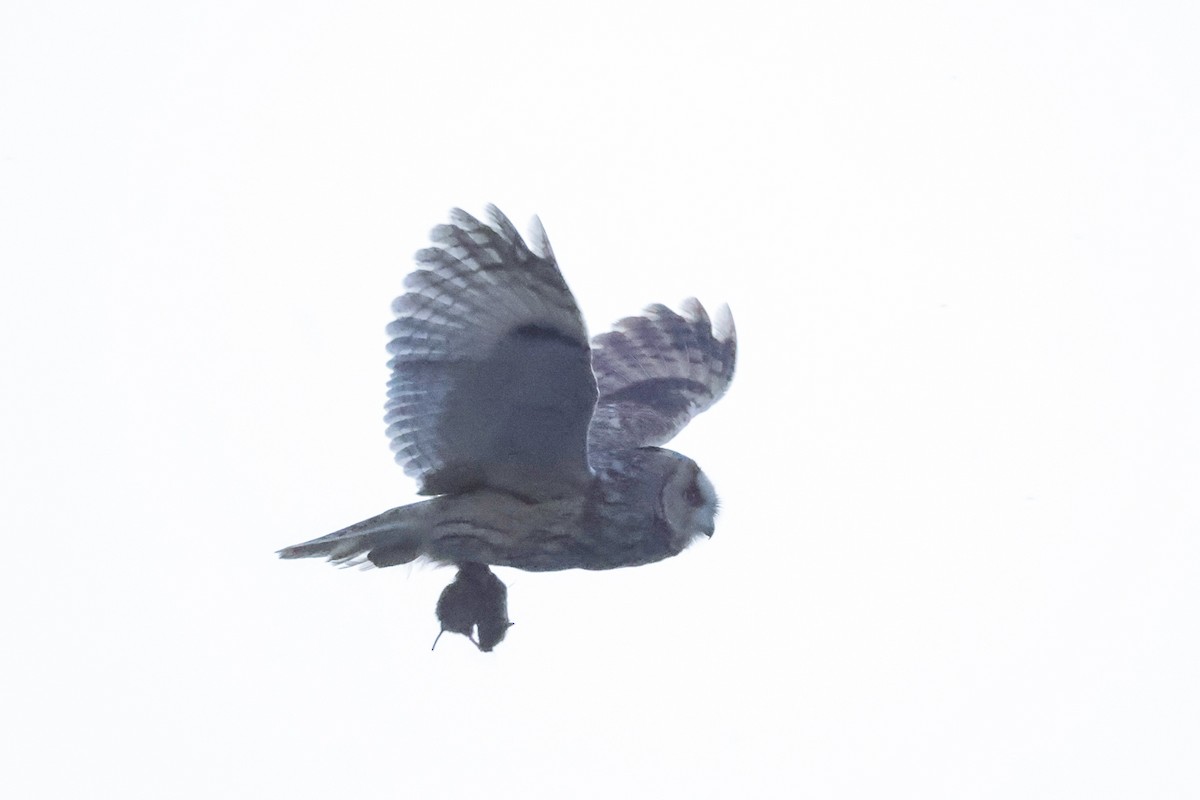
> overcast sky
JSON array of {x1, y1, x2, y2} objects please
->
[{"x1": 3, "y1": 2, "x2": 1198, "y2": 798}]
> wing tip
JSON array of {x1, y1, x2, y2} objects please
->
[
  {"x1": 711, "y1": 302, "x2": 735, "y2": 344},
  {"x1": 679, "y1": 297, "x2": 736, "y2": 344},
  {"x1": 528, "y1": 214, "x2": 554, "y2": 261},
  {"x1": 479, "y1": 204, "x2": 555, "y2": 262}
]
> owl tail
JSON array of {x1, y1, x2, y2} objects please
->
[{"x1": 276, "y1": 502, "x2": 431, "y2": 567}]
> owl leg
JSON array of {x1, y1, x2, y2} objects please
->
[{"x1": 432, "y1": 563, "x2": 514, "y2": 652}]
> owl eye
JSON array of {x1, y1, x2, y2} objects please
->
[{"x1": 684, "y1": 482, "x2": 704, "y2": 507}]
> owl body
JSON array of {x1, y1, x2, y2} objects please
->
[
  {"x1": 282, "y1": 447, "x2": 713, "y2": 572},
  {"x1": 278, "y1": 206, "x2": 735, "y2": 648}
]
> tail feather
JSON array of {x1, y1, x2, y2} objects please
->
[{"x1": 277, "y1": 504, "x2": 425, "y2": 566}]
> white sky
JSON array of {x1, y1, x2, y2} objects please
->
[{"x1": 2, "y1": 2, "x2": 1198, "y2": 798}]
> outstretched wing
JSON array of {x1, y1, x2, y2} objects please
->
[
  {"x1": 587, "y1": 299, "x2": 736, "y2": 452},
  {"x1": 385, "y1": 206, "x2": 598, "y2": 499}
]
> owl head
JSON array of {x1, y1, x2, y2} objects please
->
[
  {"x1": 660, "y1": 451, "x2": 718, "y2": 546},
  {"x1": 600, "y1": 448, "x2": 720, "y2": 561}
]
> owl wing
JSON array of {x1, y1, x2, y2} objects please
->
[
  {"x1": 385, "y1": 206, "x2": 598, "y2": 499},
  {"x1": 587, "y1": 299, "x2": 737, "y2": 452}
]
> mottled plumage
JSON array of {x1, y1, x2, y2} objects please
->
[{"x1": 279, "y1": 205, "x2": 736, "y2": 650}]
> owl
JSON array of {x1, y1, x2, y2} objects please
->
[{"x1": 279, "y1": 206, "x2": 737, "y2": 650}]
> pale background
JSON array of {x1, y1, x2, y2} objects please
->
[{"x1": 2, "y1": 2, "x2": 1197, "y2": 798}]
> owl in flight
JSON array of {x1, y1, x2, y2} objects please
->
[{"x1": 279, "y1": 206, "x2": 737, "y2": 650}]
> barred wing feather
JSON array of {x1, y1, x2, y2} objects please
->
[
  {"x1": 385, "y1": 206, "x2": 598, "y2": 499},
  {"x1": 587, "y1": 299, "x2": 736, "y2": 452}
]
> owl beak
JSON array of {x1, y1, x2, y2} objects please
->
[{"x1": 702, "y1": 523, "x2": 714, "y2": 538}]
